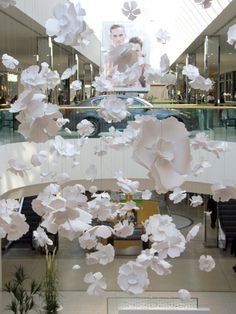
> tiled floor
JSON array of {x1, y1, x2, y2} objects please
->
[{"x1": 1, "y1": 197, "x2": 236, "y2": 313}]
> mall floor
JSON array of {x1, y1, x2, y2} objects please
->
[{"x1": 1, "y1": 196, "x2": 236, "y2": 314}]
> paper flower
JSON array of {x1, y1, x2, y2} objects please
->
[
  {"x1": 89, "y1": 185, "x2": 97, "y2": 194},
  {"x1": 211, "y1": 181, "x2": 236, "y2": 202},
  {"x1": 72, "y1": 264, "x2": 80, "y2": 271},
  {"x1": 199, "y1": 255, "x2": 215, "y2": 272},
  {"x1": 182, "y1": 64, "x2": 199, "y2": 80},
  {"x1": 70, "y1": 80, "x2": 82, "y2": 91},
  {"x1": 169, "y1": 188, "x2": 187, "y2": 204},
  {"x1": 115, "y1": 171, "x2": 140, "y2": 195},
  {"x1": 0, "y1": 199, "x2": 20, "y2": 224},
  {"x1": 31, "y1": 150, "x2": 48, "y2": 167},
  {"x1": 190, "y1": 195, "x2": 203, "y2": 207},
  {"x1": 98, "y1": 96, "x2": 130, "y2": 123},
  {"x1": 119, "y1": 201, "x2": 139, "y2": 217},
  {"x1": 76, "y1": 119, "x2": 95, "y2": 137},
  {"x1": 61, "y1": 65, "x2": 77, "y2": 80},
  {"x1": 122, "y1": 1, "x2": 141, "y2": 21},
  {"x1": 92, "y1": 74, "x2": 113, "y2": 92},
  {"x1": 160, "y1": 54, "x2": 170, "y2": 74},
  {"x1": 57, "y1": 118, "x2": 70, "y2": 127},
  {"x1": 132, "y1": 116, "x2": 192, "y2": 194},
  {"x1": 178, "y1": 289, "x2": 191, "y2": 301},
  {"x1": 189, "y1": 75, "x2": 213, "y2": 91},
  {"x1": 2, "y1": 53, "x2": 19, "y2": 69},
  {"x1": 186, "y1": 223, "x2": 202, "y2": 242},
  {"x1": 85, "y1": 164, "x2": 97, "y2": 181},
  {"x1": 5, "y1": 212, "x2": 29, "y2": 241},
  {"x1": 86, "y1": 243, "x2": 115, "y2": 265},
  {"x1": 0, "y1": 0, "x2": 16, "y2": 8},
  {"x1": 84, "y1": 272, "x2": 107, "y2": 296},
  {"x1": 114, "y1": 220, "x2": 134, "y2": 238},
  {"x1": 194, "y1": 0, "x2": 213, "y2": 9},
  {"x1": 56, "y1": 172, "x2": 70, "y2": 185},
  {"x1": 79, "y1": 232, "x2": 98, "y2": 250},
  {"x1": 142, "y1": 190, "x2": 152, "y2": 200},
  {"x1": 51, "y1": 135, "x2": 79, "y2": 158},
  {"x1": 45, "y1": 1, "x2": 93, "y2": 46},
  {"x1": 33, "y1": 226, "x2": 53, "y2": 247},
  {"x1": 156, "y1": 29, "x2": 171, "y2": 44},
  {"x1": 117, "y1": 261, "x2": 149, "y2": 294},
  {"x1": 227, "y1": 24, "x2": 236, "y2": 49},
  {"x1": 192, "y1": 160, "x2": 211, "y2": 176},
  {"x1": 106, "y1": 125, "x2": 139, "y2": 150},
  {"x1": 7, "y1": 159, "x2": 30, "y2": 177}
]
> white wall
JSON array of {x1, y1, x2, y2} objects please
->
[
  {"x1": 15, "y1": 0, "x2": 101, "y2": 66},
  {"x1": 0, "y1": 139, "x2": 235, "y2": 198}
]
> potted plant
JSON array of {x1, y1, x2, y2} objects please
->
[
  {"x1": 41, "y1": 246, "x2": 62, "y2": 314},
  {"x1": 4, "y1": 265, "x2": 42, "y2": 314}
]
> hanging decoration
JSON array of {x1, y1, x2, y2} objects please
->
[{"x1": 122, "y1": 1, "x2": 141, "y2": 21}]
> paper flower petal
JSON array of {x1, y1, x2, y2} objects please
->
[
  {"x1": 178, "y1": 289, "x2": 191, "y2": 301},
  {"x1": 2, "y1": 53, "x2": 19, "y2": 69}
]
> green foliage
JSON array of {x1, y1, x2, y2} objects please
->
[
  {"x1": 4, "y1": 265, "x2": 42, "y2": 314},
  {"x1": 44, "y1": 247, "x2": 60, "y2": 314}
]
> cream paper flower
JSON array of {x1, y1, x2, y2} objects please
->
[
  {"x1": 45, "y1": 1, "x2": 93, "y2": 46},
  {"x1": 211, "y1": 181, "x2": 236, "y2": 202},
  {"x1": 178, "y1": 289, "x2": 191, "y2": 301},
  {"x1": 61, "y1": 65, "x2": 77, "y2": 80},
  {"x1": 77, "y1": 119, "x2": 95, "y2": 137},
  {"x1": 199, "y1": 255, "x2": 215, "y2": 272},
  {"x1": 86, "y1": 243, "x2": 115, "y2": 265},
  {"x1": 186, "y1": 223, "x2": 202, "y2": 242},
  {"x1": 7, "y1": 159, "x2": 30, "y2": 177},
  {"x1": 0, "y1": 0, "x2": 16, "y2": 8},
  {"x1": 189, "y1": 75, "x2": 213, "y2": 91},
  {"x1": 33, "y1": 226, "x2": 53, "y2": 247},
  {"x1": 142, "y1": 189, "x2": 152, "y2": 200},
  {"x1": 2, "y1": 53, "x2": 19, "y2": 69},
  {"x1": 190, "y1": 195, "x2": 203, "y2": 207},
  {"x1": 131, "y1": 116, "x2": 192, "y2": 193},
  {"x1": 70, "y1": 80, "x2": 82, "y2": 91},
  {"x1": 169, "y1": 188, "x2": 187, "y2": 204},
  {"x1": 31, "y1": 150, "x2": 48, "y2": 167},
  {"x1": 122, "y1": 1, "x2": 141, "y2": 21},
  {"x1": 117, "y1": 261, "x2": 149, "y2": 294},
  {"x1": 227, "y1": 24, "x2": 236, "y2": 49},
  {"x1": 115, "y1": 171, "x2": 140, "y2": 195},
  {"x1": 182, "y1": 64, "x2": 200, "y2": 80},
  {"x1": 84, "y1": 272, "x2": 107, "y2": 296},
  {"x1": 98, "y1": 96, "x2": 130, "y2": 123},
  {"x1": 156, "y1": 28, "x2": 171, "y2": 44},
  {"x1": 113, "y1": 220, "x2": 134, "y2": 238}
]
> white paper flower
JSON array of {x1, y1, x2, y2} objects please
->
[
  {"x1": 70, "y1": 80, "x2": 82, "y2": 91},
  {"x1": 0, "y1": 0, "x2": 16, "y2": 8},
  {"x1": 119, "y1": 201, "x2": 139, "y2": 217},
  {"x1": 117, "y1": 261, "x2": 149, "y2": 294},
  {"x1": 72, "y1": 264, "x2": 80, "y2": 271},
  {"x1": 182, "y1": 64, "x2": 199, "y2": 80},
  {"x1": 92, "y1": 74, "x2": 113, "y2": 92},
  {"x1": 31, "y1": 150, "x2": 48, "y2": 167},
  {"x1": 169, "y1": 188, "x2": 187, "y2": 204},
  {"x1": 89, "y1": 185, "x2": 97, "y2": 194},
  {"x1": 189, "y1": 75, "x2": 213, "y2": 91},
  {"x1": 79, "y1": 232, "x2": 98, "y2": 250},
  {"x1": 2, "y1": 53, "x2": 19, "y2": 69},
  {"x1": 61, "y1": 65, "x2": 77, "y2": 80},
  {"x1": 57, "y1": 117, "x2": 70, "y2": 127},
  {"x1": 227, "y1": 24, "x2": 236, "y2": 49},
  {"x1": 0, "y1": 199, "x2": 20, "y2": 224},
  {"x1": 142, "y1": 190, "x2": 152, "y2": 200},
  {"x1": 156, "y1": 29, "x2": 171, "y2": 44},
  {"x1": 5, "y1": 212, "x2": 29, "y2": 241},
  {"x1": 178, "y1": 289, "x2": 191, "y2": 301},
  {"x1": 76, "y1": 119, "x2": 95, "y2": 137},
  {"x1": 190, "y1": 195, "x2": 203, "y2": 207},
  {"x1": 186, "y1": 223, "x2": 202, "y2": 242},
  {"x1": 33, "y1": 226, "x2": 53, "y2": 247},
  {"x1": 211, "y1": 181, "x2": 236, "y2": 202},
  {"x1": 86, "y1": 243, "x2": 115, "y2": 265},
  {"x1": 7, "y1": 159, "x2": 30, "y2": 177},
  {"x1": 192, "y1": 160, "x2": 211, "y2": 176},
  {"x1": 85, "y1": 164, "x2": 97, "y2": 181},
  {"x1": 199, "y1": 255, "x2": 215, "y2": 272},
  {"x1": 115, "y1": 171, "x2": 140, "y2": 195},
  {"x1": 84, "y1": 272, "x2": 107, "y2": 296},
  {"x1": 131, "y1": 116, "x2": 192, "y2": 193},
  {"x1": 98, "y1": 96, "x2": 130, "y2": 123},
  {"x1": 51, "y1": 135, "x2": 79, "y2": 158},
  {"x1": 114, "y1": 220, "x2": 134, "y2": 238},
  {"x1": 106, "y1": 125, "x2": 139, "y2": 150},
  {"x1": 122, "y1": 1, "x2": 141, "y2": 21},
  {"x1": 56, "y1": 172, "x2": 70, "y2": 185}
]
